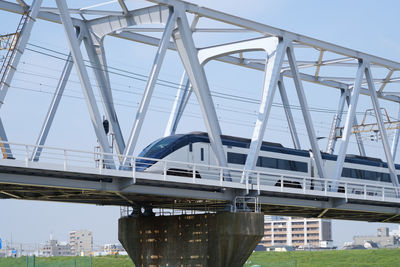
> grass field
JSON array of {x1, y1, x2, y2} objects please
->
[
  {"x1": 244, "y1": 249, "x2": 400, "y2": 267},
  {"x1": 1, "y1": 249, "x2": 400, "y2": 267}
]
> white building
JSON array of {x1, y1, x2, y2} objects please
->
[
  {"x1": 69, "y1": 230, "x2": 93, "y2": 256},
  {"x1": 389, "y1": 226, "x2": 400, "y2": 237},
  {"x1": 260, "y1": 216, "x2": 333, "y2": 249},
  {"x1": 42, "y1": 239, "x2": 72, "y2": 257}
]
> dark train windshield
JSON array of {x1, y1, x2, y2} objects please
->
[{"x1": 138, "y1": 135, "x2": 186, "y2": 159}]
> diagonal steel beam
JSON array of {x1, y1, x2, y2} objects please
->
[
  {"x1": 31, "y1": 30, "x2": 83, "y2": 162},
  {"x1": 84, "y1": 30, "x2": 126, "y2": 156},
  {"x1": 286, "y1": 45, "x2": 326, "y2": 178},
  {"x1": 314, "y1": 50, "x2": 324, "y2": 77},
  {"x1": 278, "y1": 77, "x2": 301, "y2": 149},
  {"x1": 391, "y1": 104, "x2": 400, "y2": 161},
  {"x1": 0, "y1": 0, "x2": 43, "y2": 108},
  {"x1": 148, "y1": 0, "x2": 400, "y2": 70},
  {"x1": 111, "y1": 31, "x2": 400, "y2": 103},
  {"x1": 378, "y1": 69, "x2": 394, "y2": 94},
  {"x1": 164, "y1": 72, "x2": 191, "y2": 136},
  {"x1": 244, "y1": 38, "x2": 287, "y2": 172},
  {"x1": 16, "y1": 0, "x2": 28, "y2": 10},
  {"x1": 0, "y1": 118, "x2": 12, "y2": 158},
  {"x1": 345, "y1": 95, "x2": 366, "y2": 156},
  {"x1": 365, "y1": 65, "x2": 400, "y2": 192},
  {"x1": 172, "y1": 6, "x2": 228, "y2": 169},
  {"x1": 117, "y1": 0, "x2": 129, "y2": 15},
  {"x1": 55, "y1": 0, "x2": 115, "y2": 169},
  {"x1": 122, "y1": 9, "x2": 177, "y2": 166},
  {"x1": 331, "y1": 60, "x2": 366, "y2": 191},
  {"x1": 164, "y1": 15, "x2": 199, "y2": 137}
]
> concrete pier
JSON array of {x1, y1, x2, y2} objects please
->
[{"x1": 119, "y1": 212, "x2": 264, "y2": 267}]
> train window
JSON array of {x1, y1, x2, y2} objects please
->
[
  {"x1": 381, "y1": 173, "x2": 391, "y2": 182},
  {"x1": 200, "y1": 148, "x2": 204, "y2": 161},
  {"x1": 189, "y1": 143, "x2": 193, "y2": 152},
  {"x1": 227, "y1": 152, "x2": 246, "y2": 164},
  {"x1": 227, "y1": 152, "x2": 307, "y2": 172},
  {"x1": 342, "y1": 167, "x2": 392, "y2": 182}
]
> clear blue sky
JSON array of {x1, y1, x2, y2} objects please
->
[{"x1": 0, "y1": 0, "x2": 400, "y2": 248}]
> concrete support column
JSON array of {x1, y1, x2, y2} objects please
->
[{"x1": 119, "y1": 212, "x2": 264, "y2": 267}]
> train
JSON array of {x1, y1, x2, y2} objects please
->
[{"x1": 135, "y1": 132, "x2": 400, "y2": 193}]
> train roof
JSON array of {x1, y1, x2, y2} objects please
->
[{"x1": 186, "y1": 132, "x2": 397, "y2": 169}]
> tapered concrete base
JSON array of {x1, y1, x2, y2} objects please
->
[{"x1": 119, "y1": 212, "x2": 264, "y2": 267}]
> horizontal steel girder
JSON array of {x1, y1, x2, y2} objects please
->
[{"x1": 1, "y1": 0, "x2": 399, "y2": 101}]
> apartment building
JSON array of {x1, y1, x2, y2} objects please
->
[
  {"x1": 42, "y1": 239, "x2": 72, "y2": 257},
  {"x1": 260, "y1": 216, "x2": 332, "y2": 248},
  {"x1": 69, "y1": 230, "x2": 93, "y2": 256}
]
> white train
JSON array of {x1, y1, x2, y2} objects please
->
[{"x1": 135, "y1": 132, "x2": 400, "y2": 194}]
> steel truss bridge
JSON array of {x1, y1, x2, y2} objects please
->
[{"x1": 0, "y1": 0, "x2": 400, "y2": 223}]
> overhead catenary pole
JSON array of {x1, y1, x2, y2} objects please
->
[
  {"x1": 31, "y1": 31, "x2": 83, "y2": 162},
  {"x1": 326, "y1": 89, "x2": 347, "y2": 154},
  {"x1": 55, "y1": 0, "x2": 115, "y2": 169},
  {"x1": 331, "y1": 60, "x2": 365, "y2": 191},
  {"x1": 286, "y1": 45, "x2": 326, "y2": 178},
  {"x1": 122, "y1": 9, "x2": 177, "y2": 166}
]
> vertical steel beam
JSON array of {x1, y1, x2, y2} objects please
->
[
  {"x1": 326, "y1": 90, "x2": 346, "y2": 154},
  {"x1": 122, "y1": 9, "x2": 177, "y2": 165},
  {"x1": 55, "y1": 0, "x2": 115, "y2": 168},
  {"x1": 172, "y1": 8, "x2": 227, "y2": 168},
  {"x1": 332, "y1": 60, "x2": 365, "y2": 190},
  {"x1": 278, "y1": 77, "x2": 301, "y2": 150},
  {"x1": 164, "y1": 72, "x2": 191, "y2": 136},
  {"x1": 391, "y1": 105, "x2": 400, "y2": 161},
  {"x1": 286, "y1": 45, "x2": 326, "y2": 178},
  {"x1": 84, "y1": 33, "x2": 126, "y2": 156},
  {"x1": 346, "y1": 95, "x2": 366, "y2": 156},
  {"x1": 0, "y1": 0, "x2": 43, "y2": 108},
  {"x1": 365, "y1": 65, "x2": 400, "y2": 191},
  {"x1": 243, "y1": 38, "x2": 287, "y2": 172}
]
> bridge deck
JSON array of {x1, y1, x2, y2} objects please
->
[{"x1": 0, "y1": 142, "x2": 400, "y2": 223}]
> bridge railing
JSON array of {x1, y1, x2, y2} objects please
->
[{"x1": 0, "y1": 140, "x2": 399, "y2": 202}]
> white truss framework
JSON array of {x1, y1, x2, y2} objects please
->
[{"x1": 0, "y1": 0, "x2": 400, "y2": 193}]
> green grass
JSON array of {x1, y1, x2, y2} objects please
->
[
  {"x1": 1, "y1": 249, "x2": 400, "y2": 267},
  {"x1": 0, "y1": 255, "x2": 133, "y2": 267},
  {"x1": 245, "y1": 249, "x2": 400, "y2": 267}
]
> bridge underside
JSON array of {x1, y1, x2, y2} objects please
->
[{"x1": 1, "y1": 165, "x2": 399, "y2": 224}]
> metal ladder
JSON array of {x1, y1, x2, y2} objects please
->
[
  {"x1": 0, "y1": 12, "x2": 29, "y2": 86},
  {"x1": 0, "y1": 13, "x2": 29, "y2": 159}
]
